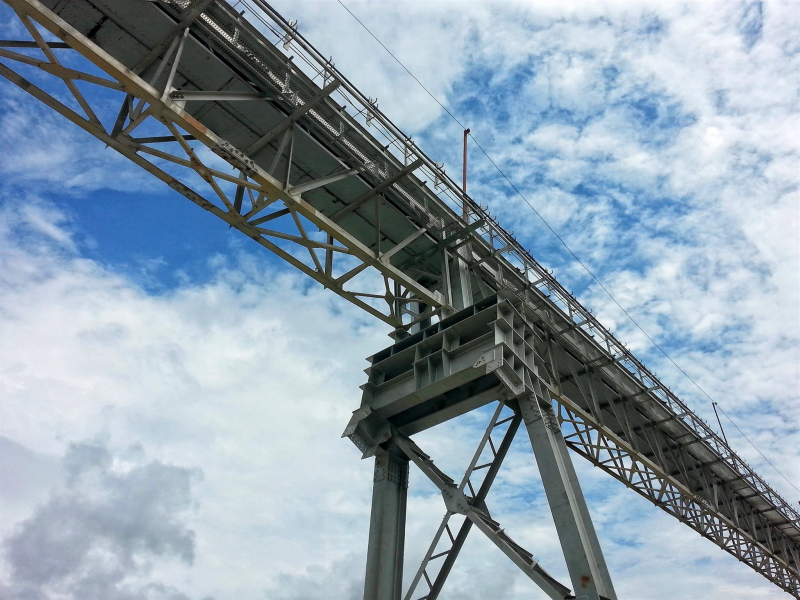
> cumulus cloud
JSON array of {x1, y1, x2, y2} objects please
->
[
  {"x1": 285, "y1": 0, "x2": 799, "y2": 496},
  {"x1": 0, "y1": 192, "x2": 791, "y2": 599},
  {"x1": 1, "y1": 440, "x2": 203, "y2": 600},
  {"x1": 0, "y1": 0, "x2": 797, "y2": 598}
]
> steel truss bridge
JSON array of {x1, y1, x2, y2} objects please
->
[{"x1": 0, "y1": 0, "x2": 797, "y2": 598}]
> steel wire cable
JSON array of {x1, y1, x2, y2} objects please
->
[{"x1": 335, "y1": 0, "x2": 800, "y2": 494}]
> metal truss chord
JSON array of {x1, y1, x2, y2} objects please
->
[
  {"x1": 0, "y1": 39, "x2": 68, "y2": 48},
  {"x1": 0, "y1": 0, "x2": 448, "y2": 330},
  {"x1": 549, "y1": 386, "x2": 800, "y2": 597},
  {"x1": 539, "y1": 333, "x2": 799, "y2": 577}
]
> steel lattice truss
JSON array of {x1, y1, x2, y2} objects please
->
[{"x1": 0, "y1": 0, "x2": 797, "y2": 597}]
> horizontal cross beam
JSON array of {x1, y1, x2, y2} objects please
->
[
  {"x1": 330, "y1": 158, "x2": 424, "y2": 222},
  {"x1": 170, "y1": 90, "x2": 272, "y2": 101},
  {"x1": 245, "y1": 80, "x2": 340, "y2": 156}
]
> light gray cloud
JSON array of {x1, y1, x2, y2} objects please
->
[
  {"x1": 1, "y1": 440, "x2": 203, "y2": 600},
  {"x1": 261, "y1": 555, "x2": 363, "y2": 600}
]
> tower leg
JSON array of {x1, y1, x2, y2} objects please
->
[
  {"x1": 364, "y1": 447, "x2": 409, "y2": 600},
  {"x1": 519, "y1": 394, "x2": 617, "y2": 600}
]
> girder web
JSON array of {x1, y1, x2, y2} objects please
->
[{"x1": 0, "y1": 0, "x2": 447, "y2": 331}]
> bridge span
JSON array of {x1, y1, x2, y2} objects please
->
[{"x1": 0, "y1": 0, "x2": 797, "y2": 597}]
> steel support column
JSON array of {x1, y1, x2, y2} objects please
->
[
  {"x1": 364, "y1": 446, "x2": 410, "y2": 600},
  {"x1": 448, "y1": 248, "x2": 473, "y2": 310},
  {"x1": 519, "y1": 393, "x2": 617, "y2": 600}
]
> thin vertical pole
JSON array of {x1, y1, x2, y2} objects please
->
[{"x1": 462, "y1": 128, "x2": 470, "y2": 222}]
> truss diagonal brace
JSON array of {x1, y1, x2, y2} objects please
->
[
  {"x1": 132, "y1": 0, "x2": 214, "y2": 75},
  {"x1": 548, "y1": 382, "x2": 800, "y2": 597},
  {"x1": 404, "y1": 403, "x2": 522, "y2": 600},
  {"x1": 393, "y1": 435, "x2": 572, "y2": 600},
  {"x1": 288, "y1": 167, "x2": 360, "y2": 195},
  {"x1": 330, "y1": 158, "x2": 423, "y2": 222},
  {"x1": 2, "y1": 0, "x2": 447, "y2": 326}
]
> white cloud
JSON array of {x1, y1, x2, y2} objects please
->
[
  {"x1": 1, "y1": 440, "x2": 200, "y2": 600},
  {"x1": 0, "y1": 86, "x2": 159, "y2": 195},
  {"x1": 0, "y1": 0, "x2": 798, "y2": 598},
  {"x1": 0, "y1": 199, "x2": 792, "y2": 599}
]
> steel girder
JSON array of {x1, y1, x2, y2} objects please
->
[
  {"x1": 348, "y1": 402, "x2": 578, "y2": 600},
  {"x1": 349, "y1": 293, "x2": 800, "y2": 598},
  {"x1": 346, "y1": 296, "x2": 621, "y2": 600},
  {"x1": 1, "y1": 0, "x2": 798, "y2": 597},
  {"x1": 0, "y1": 0, "x2": 449, "y2": 330},
  {"x1": 526, "y1": 295, "x2": 800, "y2": 598},
  {"x1": 531, "y1": 322, "x2": 800, "y2": 597}
]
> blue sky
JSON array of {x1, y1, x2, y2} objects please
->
[{"x1": 0, "y1": 1, "x2": 798, "y2": 599}]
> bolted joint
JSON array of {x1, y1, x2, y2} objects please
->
[
  {"x1": 373, "y1": 450, "x2": 409, "y2": 487},
  {"x1": 472, "y1": 346, "x2": 503, "y2": 371},
  {"x1": 441, "y1": 485, "x2": 471, "y2": 515},
  {"x1": 518, "y1": 393, "x2": 557, "y2": 430},
  {"x1": 342, "y1": 406, "x2": 391, "y2": 459}
]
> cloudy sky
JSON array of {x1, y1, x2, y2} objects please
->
[{"x1": 0, "y1": 0, "x2": 798, "y2": 599}]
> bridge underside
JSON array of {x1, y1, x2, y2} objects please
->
[
  {"x1": 347, "y1": 293, "x2": 800, "y2": 598},
  {"x1": 0, "y1": 0, "x2": 797, "y2": 597}
]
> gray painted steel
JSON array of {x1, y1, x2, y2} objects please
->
[
  {"x1": 0, "y1": 0, "x2": 797, "y2": 597},
  {"x1": 520, "y1": 394, "x2": 617, "y2": 600},
  {"x1": 364, "y1": 449, "x2": 409, "y2": 600},
  {"x1": 347, "y1": 292, "x2": 618, "y2": 599}
]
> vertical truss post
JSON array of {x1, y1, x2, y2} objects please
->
[
  {"x1": 364, "y1": 444, "x2": 410, "y2": 600},
  {"x1": 519, "y1": 391, "x2": 617, "y2": 600},
  {"x1": 447, "y1": 248, "x2": 473, "y2": 310}
]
